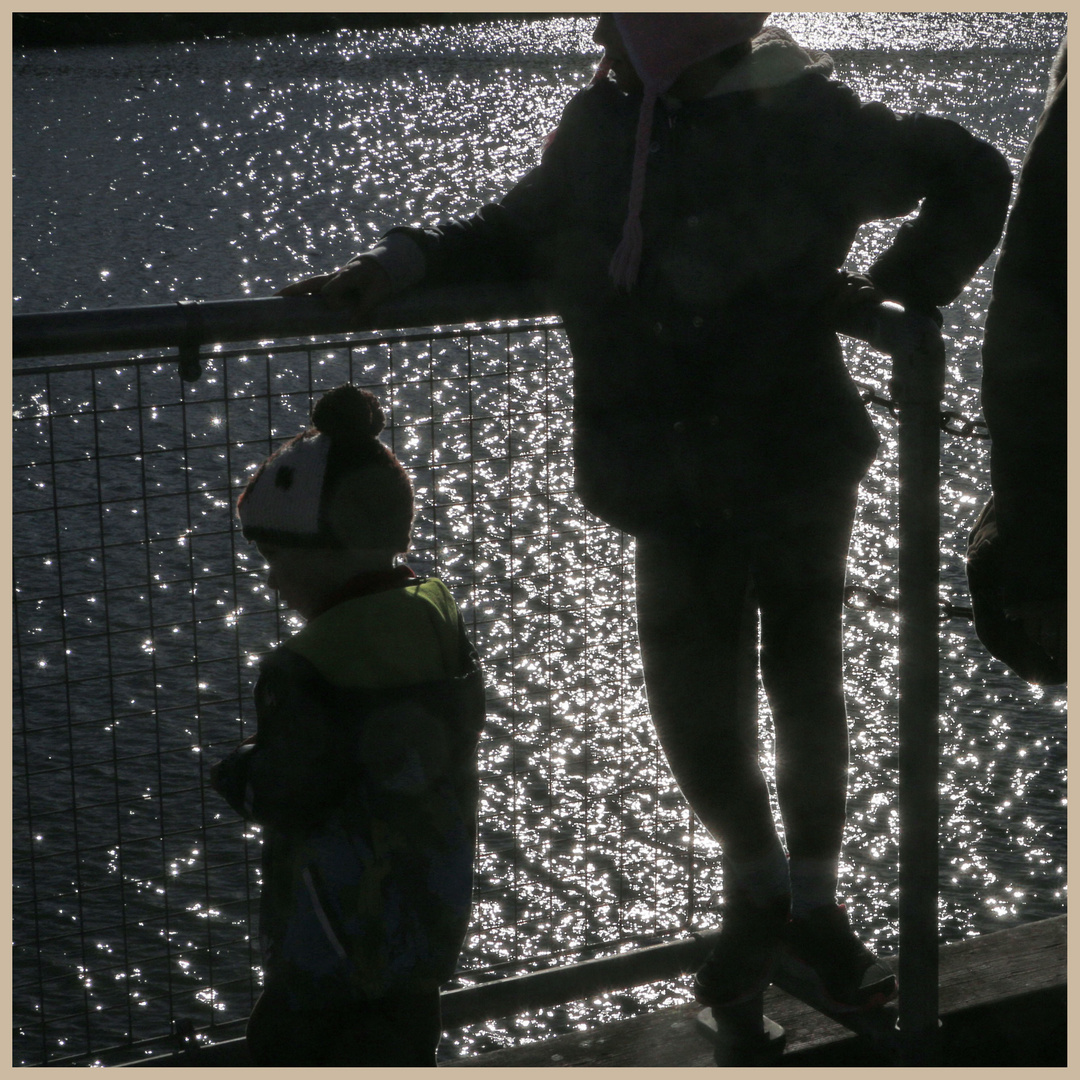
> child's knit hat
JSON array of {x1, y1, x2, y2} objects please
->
[
  {"x1": 237, "y1": 385, "x2": 414, "y2": 553},
  {"x1": 607, "y1": 12, "x2": 770, "y2": 291}
]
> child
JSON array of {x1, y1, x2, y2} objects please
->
[
  {"x1": 280, "y1": 14, "x2": 1011, "y2": 1025},
  {"x1": 210, "y1": 385, "x2": 484, "y2": 1066}
]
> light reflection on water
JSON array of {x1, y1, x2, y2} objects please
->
[{"x1": 12, "y1": 12, "x2": 1067, "y2": 1063}]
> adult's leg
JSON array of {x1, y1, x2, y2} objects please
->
[
  {"x1": 246, "y1": 983, "x2": 336, "y2": 1066},
  {"x1": 752, "y1": 479, "x2": 897, "y2": 1007},
  {"x1": 634, "y1": 532, "x2": 779, "y2": 864},
  {"x1": 639, "y1": 531, "x2": 790, "y2": 1008},
  {"x1": 753, "y1": 480, "x2": 859, "y2": 865}
]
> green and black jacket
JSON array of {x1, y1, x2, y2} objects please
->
[{"x1": 213, "y1": 576, "x2": 484, "y2": 1007}]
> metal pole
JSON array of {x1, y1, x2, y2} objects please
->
[{"x1": 879, "y1": 305, "x2": 946, "y2": 1065}]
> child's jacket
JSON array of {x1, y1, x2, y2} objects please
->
[{"x1": 212, "y1": 576, "x2": 484, "y2": 1008}]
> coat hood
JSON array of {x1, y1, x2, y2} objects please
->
[{"x1": 687, "y1": 25, "x2": 833, "y2": 101}]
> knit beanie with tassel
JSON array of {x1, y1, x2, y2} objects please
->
[
  {"x1": 606, "y1": 12, "x2": 771, "y2": 291},
  {"x1": 237, "y1": 385, "x2": 414, "y2": 554}
]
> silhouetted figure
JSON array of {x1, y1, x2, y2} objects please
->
[
  {"x1": 211, "y1": 386, "x2": 484, "y2": 1065},
  {"x1": 283, "y1": 14, "x2": 1010, "y2": 1012},
  {"x1": 968, "y1": 37, "x2": 1067, "y2": 686}
]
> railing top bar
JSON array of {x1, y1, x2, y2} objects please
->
[
  {"x1": 14, "y1": 287, "x2": 930, "y2": 378},
  {"x1": 12, "y1": 284, "x2": 557, "y2": 360}
]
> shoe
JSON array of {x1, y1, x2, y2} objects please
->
[
  {"x1": 784, "y1": 903, "x2": 896, "y2": 1013},
  {"x1": 693, "y1": 895, "x2": 790, "y2": 1008}
]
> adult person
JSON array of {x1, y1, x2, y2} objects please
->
[
  {"x1": 281, "y1": 14, "x2": 1011, "y2": 1013},
  {"x1": 967, "y1": 36, "x2": 1066, "y2": 686}
]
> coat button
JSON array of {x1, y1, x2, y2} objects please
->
[
  {"x1": 687, "y1": 215, "x2": 700, "y2": 227},
  {"x1": 653, "y1": 321, "x2": 663, "y2": 334},
  {"x1": 692, "y1": 315, "x2": 704, "y2": 328},
  {"x1": 649, "y1": 140, "x2": 661, "y2": 153}
]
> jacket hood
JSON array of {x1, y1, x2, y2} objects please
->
[
  {"x1": 284, "y1": 576, "x2": 462, "y2": 689},
  {"x1": 680, "y1": 25, "x2": 833, "y2": 101}
]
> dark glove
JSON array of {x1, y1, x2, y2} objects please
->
[{"x1": 210, "y1": 743, "x2": 257, "y2": 817}]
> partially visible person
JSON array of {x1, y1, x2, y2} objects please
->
[
  {"x1": 210, "y1": 385, "x2": 485, "y2": 1066},
  {"x1": 968, "y1": 36, "x2": 1066, "y2": 686}
]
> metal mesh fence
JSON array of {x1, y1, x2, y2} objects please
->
[{"x1": 13, "y1": 324, "x2": 714, "y2": 1065}]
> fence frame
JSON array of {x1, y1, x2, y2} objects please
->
[{"x1": 13, "y1": 288, "x2": 945, "y2": 1066}]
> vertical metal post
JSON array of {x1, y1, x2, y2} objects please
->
[{"x1": 889, "y1": 308, "x2": 946, "y2": 1065}]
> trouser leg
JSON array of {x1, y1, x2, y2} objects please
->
[
  {"x1": 754, "y1": 480, "x2": 859, "y2": 862},
  {"x1": 327, "y1": 989, "x2": 442, "y2": 1066},
  {"x1": 635, "y1": 475, "x2": 861, "y2": 871},
  {"x1": 247, "y1": 983, "x2": 442, "y2": 1066},
  {"x1": 635, "y1": 534, "x2": 779, "y2": 864}
]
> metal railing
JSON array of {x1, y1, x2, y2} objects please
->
[
  {"x1": 13, "y1": 288, "x2": 703, "y2": 1066},
  {"x1": 13, "y1": 287, "x2": 948, "y2": 1066}
]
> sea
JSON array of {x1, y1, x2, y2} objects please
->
[{"x1": 12, "y1": 11, "x2": 1067, "y2": 1065}]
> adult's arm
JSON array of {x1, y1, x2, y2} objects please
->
[
  {"x1": 845, "y1": 93, "x2": 1013, "y2": 313},
  {"x1": 279, "y1": 85, "x2": 598, "y2": 306}
]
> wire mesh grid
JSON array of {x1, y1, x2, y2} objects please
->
[{"x1": 12, "y1": 325, "x2": 717, "y2": 1065}]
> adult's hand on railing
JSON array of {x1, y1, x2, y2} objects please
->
[
  {"x1": 840, "y1": 295, "x2": 946, "y2": 405},
  {"x1": 278, "y1": 255, "x2": 392, "y2": 315},
  {"x1": 832, "y1": 277, "x2": 945, "y2": 402}
]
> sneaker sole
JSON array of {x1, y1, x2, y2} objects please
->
[{"x1": 776, "y1": 951, "x2": 897, "y2": 1015}]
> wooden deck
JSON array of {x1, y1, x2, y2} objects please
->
[
  {"x1": 442, "y1": 915, "x2": 1066, "y2": 1068},
  {"x1": 128, "y1": 914, "x2": 1065, "y2": 1067}
]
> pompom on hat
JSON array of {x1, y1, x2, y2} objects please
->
[
  {"x1": 605, "y1": 13, "x2": 771, "y2": 290},
  {"x1": 237, "y1": 385, "x2": 414, "y2": 553}
]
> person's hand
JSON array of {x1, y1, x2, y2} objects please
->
[
  {"x1": 835, "y1": 271, "x2": 885, "y2": 312},
  {"x1": 208, "y1": 758, "x2": 225, "y2": 793},
  {"x1": 278, "y1": 255, "x2": 392, "y2": 314},
  {"x1": 1005, "y1": 598, "x2": 1067, "y2": 660},
  {"x1": 208, "y1": 735, "x2": 256, "y2": 790}
]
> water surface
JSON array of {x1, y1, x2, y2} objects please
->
[{"x1": 12, "y1": 12, "x2": 1067, "y2": 1064}]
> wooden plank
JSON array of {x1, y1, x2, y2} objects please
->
[
  {"x1": 443, "y1": 916, "x2": 1066, "y2": 1068},
  {"x1": 938, "y1": 915, "x2": 1066, "y2": 1011},
  {"x1": 440, "y1": 990, "x2": 890, "y2": 1068},
  {"x1": 128, "y1": 916, "x2": 1066, "y2": 1067}
]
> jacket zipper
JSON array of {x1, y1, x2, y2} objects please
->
[{"x1": 301, "y1": 867, "x2": 349, "y2": 961}]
